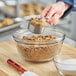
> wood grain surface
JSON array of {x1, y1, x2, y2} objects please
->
[{"x1": 0, "y1": 41, "x2": 76, "y2": 76}]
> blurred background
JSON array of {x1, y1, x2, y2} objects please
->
[{"x1": 0, "y1": 0, "x2": 75, "y2": 43}]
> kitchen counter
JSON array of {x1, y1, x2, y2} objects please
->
[{"x1": 0, "y1": 40, "x2": 76, "y2": 76}]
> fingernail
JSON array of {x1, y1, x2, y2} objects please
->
[
  {"x1": 46, "y1": 20, "x2": 50, "y2": 23},
  {"x1": 45, "y1": 16, "x2": 50, "y2": 19},
  {"x1": 50, "y1": 22, "x2": 54, "y2": 25},
  {"x1": 53, "y1": 24, "x2": 56, "y2": 26},
  {"x1": 41, "y1": 15, "x2": 44, "y2": 18}
]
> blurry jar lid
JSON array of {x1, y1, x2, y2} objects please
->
[
  {"x1": 5, "y1": 0, "x2": 16, "y2": 6},
  {"x1": 0, "y1": 1, "x2": 5, "y2": 7}
]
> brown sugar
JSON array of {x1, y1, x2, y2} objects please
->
[
  {"x1": 17, "y1": 35, "x2": 62, "y2": 62},
  {"x1": 29, "y1": 18, "x2": 46, "y2": 28},
  {"x1": 22, "y1": 35, "x2": 56, "y2": 42}
]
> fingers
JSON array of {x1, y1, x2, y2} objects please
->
[
  {"x1": 45, "y1": 8, "x2": 55, "y2": 19},
  {"x1": 41, "y1": 3, "x2": 65, "y2": 25},
  {"x1": 46, "y1": 10, "x2": 64, "y2": 25},
  {"x1": 46, "y1": 14, "x2": 60, "y2": 25},
  {"x1": 41, "y1": 6, "x2": 51, "y2": 18},
  {"x1": 47, "y1": 19, "x2": 59, "y2": 25}
]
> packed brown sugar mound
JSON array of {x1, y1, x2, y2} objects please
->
[
  {"x1": 29, "y1": 18, "x2": 46, "y2": 28},
  {"x1": 22, "y1": 35, "x2": 55, "y2": 42},
  {"x1": 17, "y1": 35, "x2": 61, "y2": 62}
]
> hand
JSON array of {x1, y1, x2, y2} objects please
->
[{"x1": 41, "y1": 1, "x2": 70, "y2": 25}]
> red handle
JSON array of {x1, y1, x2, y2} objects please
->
[{"x1": 7, "y1": 59, "x2": 27, "y2": 73}]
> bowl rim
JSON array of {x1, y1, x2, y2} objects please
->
[
  {"x1": 54, "y1": 54, "x2": 76, "y2": 66},
  {"x1": 13, "y1": 29, "x2": 65, "y2": 45}
]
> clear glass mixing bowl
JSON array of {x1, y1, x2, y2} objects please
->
[{"x1": 13, "y1": 27, "x2": 65, "y2": 63}]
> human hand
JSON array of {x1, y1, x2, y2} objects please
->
[{"x1": 41, "y1": 1, "x2": 70, "y2": 25}]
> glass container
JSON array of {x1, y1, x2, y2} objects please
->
[
  {"x1": 13, "y1": 27, "x2": 65, "y2": 63},
  {"x1": 54, "y1": 54, "x2": 76, "y2": 76}
]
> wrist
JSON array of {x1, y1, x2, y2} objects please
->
[{"x1": 57, "y1": 1, "x2": 71, "y2": 11}]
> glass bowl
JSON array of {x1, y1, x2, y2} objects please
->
[
  {"x1": 54, "y1": 54, "x2": 76, "y2": 76},
  {"x1": 13, "y1": 27, "x2": 65, "y2": 63}
]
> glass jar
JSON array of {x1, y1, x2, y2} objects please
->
[{"x1": 13, "y1": 27, "x2": 65, "y2": 63}]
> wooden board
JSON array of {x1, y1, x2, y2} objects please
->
[{"x1": 0, "y1": 41, "x2": 76, "y2": 76}]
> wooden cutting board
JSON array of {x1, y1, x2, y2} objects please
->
[{"x1": 0, "y1": 41, "x2": 76, "y2": 76}]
